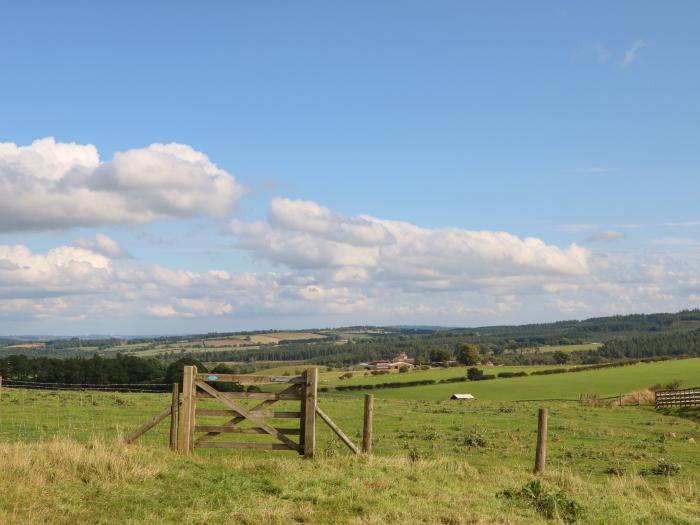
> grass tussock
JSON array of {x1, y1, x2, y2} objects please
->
[{"x1": 615, "y1": 389, "x2": 656, "y2": 406}]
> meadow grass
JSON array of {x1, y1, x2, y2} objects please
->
[{"x1": 0, "y1": 438, "x2": 698, "y2": 524}]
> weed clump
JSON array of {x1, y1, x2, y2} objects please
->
[
  {"x1": 603, "y1": 463, "x2": 627, "y2": 476},
  {"x1": 498, "y1": 479, "x2": 583, "y2": 524},
  {"x1": 640, "y1": 458, "x2": 681, "y2": 476},
  {"x1": 456, "y1": 428, "x2": 489, "y2": 448}
]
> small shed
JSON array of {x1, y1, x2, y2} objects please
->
[{"x1": 450, "y1": 393, "x2": 475, "y2": 400}]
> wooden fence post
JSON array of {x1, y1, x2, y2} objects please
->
[
  {"x1": 363, "y1": 394, "x2": 374, "y2": 454},
  {"x1": 303, "y1": 367, "x2": 318, "y2": 458},
  {"x1": 0, "y1": 376, "x2": 3, "y2": 401},
  {"x1": 179, "y1": 366, "x2": 196, "y2": 455},
  {"x1": 169, "y1": 383, "x2": 179, "y2": 452},
  {"x1": 534, "y1": 408, "x2": 548, "y2": 474}
]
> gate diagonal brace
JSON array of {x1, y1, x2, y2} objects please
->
[
  {"x1": 195, "y1": 381, "x2": 298, "y2": 450},
  {"x1": 195, "y1": 384, "x2": 301, "y2": 444}
]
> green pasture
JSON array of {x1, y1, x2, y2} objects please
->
[
  {"x1": 358, "y1": 358, "x2": 700, "y2": 401},
  {"x1": 1, "y1": 386, "x2": 699, "y2": 524},
  {"x1": 1, "y1": 361, "x2": 699, "y2": 524}
]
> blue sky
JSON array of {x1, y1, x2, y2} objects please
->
[{"x1": 0, "y1": 1, "x2": 699, "y2": 334}]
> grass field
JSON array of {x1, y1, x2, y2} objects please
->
[
  {"x1": 1, "y1": 358, "x2": 699, "y2": 524},
  {"x1": 255, "y1": 363, "x2": 572, "y2": 387},
  {"x1": 354, "y1": 358, "x2": 700, "y2": 401}
]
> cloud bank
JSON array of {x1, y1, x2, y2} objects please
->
[{"x1": 0, "y1": 138, "x2": 698, "y2": 331}]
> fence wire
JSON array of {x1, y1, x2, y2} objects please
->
[{"x1": 0, "y1": 384, "x2": 173, "y2": 446}]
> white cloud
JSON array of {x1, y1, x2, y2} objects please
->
[
  {"x1": 584, "y1": 230, "x2": 625, "y2": 243},
  {"x1": 232, "y1": 198, "x2": 591, "y2": 294},
  {"x1": 0, "y1": 137, "x2": 245, "y2": 232},
  {"x1": 72, "y1": 233, "x2": 129, "y2": 259},
  {"x1": 619, "y1": 40, "x2": 646, "y2": 69}
]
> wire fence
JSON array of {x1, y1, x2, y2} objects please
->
[
  {"x1": 0, "y1": 382, "x2": 174, "y2": 446},
  {"x1": 2, "y1": 379, "x2": 170, "y2": 392}
]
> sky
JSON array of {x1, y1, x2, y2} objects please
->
[{"x1": 1, "y1": 1, "x2": 699, "y2": 335}]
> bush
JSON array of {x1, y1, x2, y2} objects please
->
[
  {"x1": 467, "y1": 367, "x2": 483, "y2": 381},
  {"x1": 339, "y1": 372, "x2": 353, "y2": 380},
  {"x1": 398, "y1": 366, "x2": 409, "y2": 373},
  {"x1": 650, "y1": 379, "x2": 683, "y2": 391}
]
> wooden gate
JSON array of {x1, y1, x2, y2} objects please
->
[
  {"x1": 655, "y1": 387, "x2": 700, "y2": 407},
  {"x1": 178, "y1": 366, "x2": 318, "y2": 457}
]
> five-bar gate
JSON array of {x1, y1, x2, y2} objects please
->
[{"x1": 178, "y1": 366, "x2": 319, "y2": 457}]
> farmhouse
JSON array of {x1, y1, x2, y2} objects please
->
[{"x1": 363, "y1": 352, "x2": 415, "y2": 370}]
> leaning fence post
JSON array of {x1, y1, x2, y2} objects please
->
[
  {"x1": 534, "y1": 407, "x2": 548, "y2": 474},
  {"x1": 169, "y1": 382, "x2": 179, "y2": 452},
  {"x1": 303, "y1": 367, "x2": 318, "y2": 458},
  {"x1": 363, "y1": 394, "x2": 374, "y2": 454}
]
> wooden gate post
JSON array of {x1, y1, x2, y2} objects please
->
[
  {"x1": 179, "y1": 366, "x2": 196, "y2": 455},
  {"x1": 534, "y1": 408, "x2": 548, "y2": 474},
  {"x1": 363, "y1": 394, "x2": 374, "y2": 454},
  {"x1": 169, "y1": 383, "x2": 179, "y2": 451},
  {"x1": 303, "y1": 367, "x2": 318, "y2": 458}
]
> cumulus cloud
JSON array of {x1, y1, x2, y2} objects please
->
[
  {"x1": 584, "y1": 230, "x2": 625, "y2": 243},
  {"x1": 0, "y1": 137, "x2": 245, "y2": 232},
  {"x1": 232, "y1": 198, "x2": 590, "y2": 296}
]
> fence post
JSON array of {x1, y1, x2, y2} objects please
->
[
  {"x1": 0, "y1": 375, "x2": 3, "y2": 401},
  {"x1": 179, "y1": 366, "x2": 196, "y2": 455},
  {"x1": 169, "y1": 383, "x2": 179, "y2": 452},
  {"x1": 363, "y1": 394, "x2": 374, "y2": 454},
  {"x1": 303, "y1": 367, "x2": 318, "y2": 458},
  {"x1": 534, "y1": 408, "x2": 548, "y2": 474}
]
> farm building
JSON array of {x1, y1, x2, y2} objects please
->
[
  {"x1": 362, "y1": 352, "x2": 415, "y2": 370},
  {"x1": 450, "y1": 394, "x2": 475, "y2": 400}
]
